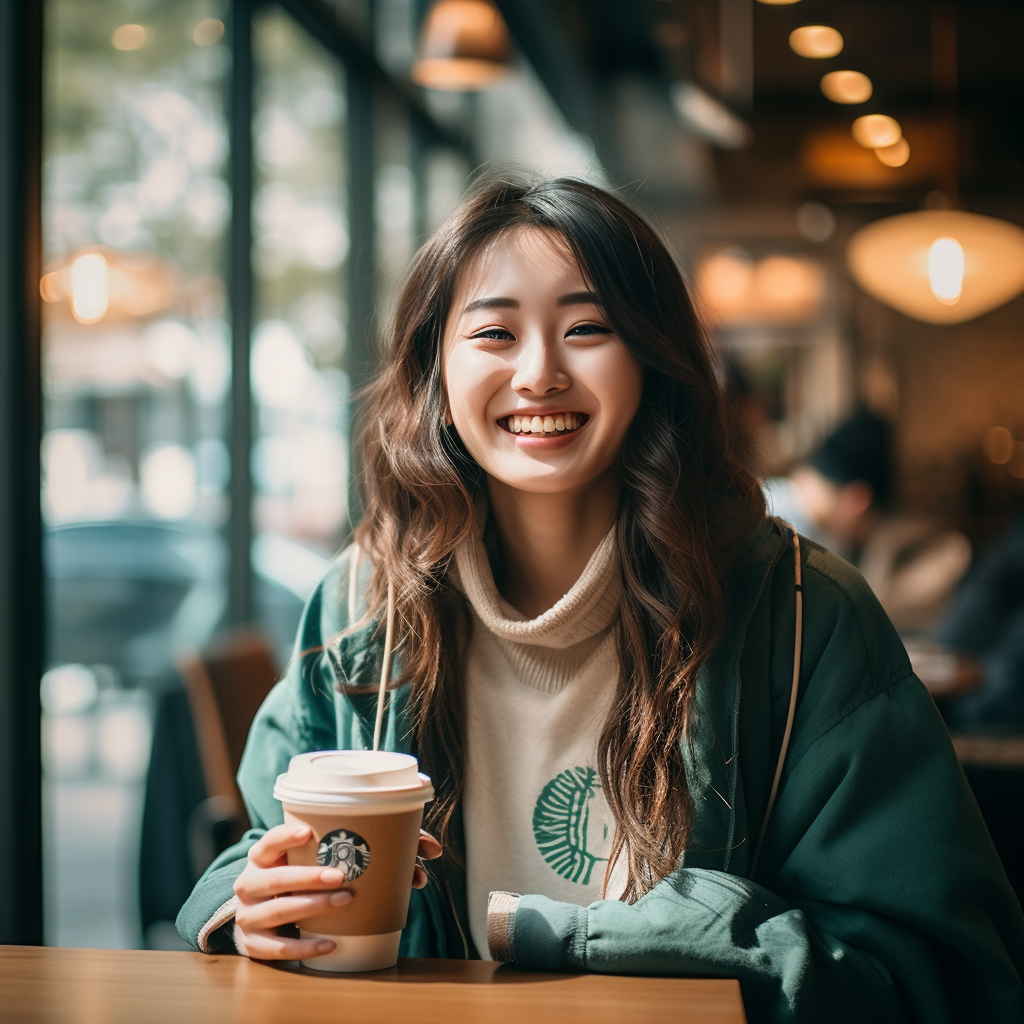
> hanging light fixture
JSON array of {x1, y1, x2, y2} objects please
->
[
  {"x1": 789, "y1": 25, "x2": 843, "y2": 59},
  {"x1": 412, "y1": 0, "x2": 511, "y2": 90},
  {"x1": 844, "y1": 6, "x2": 1024, "y2": 324},
  {"x1": 820, "y1": 70, "x2": 873, "y2": 104},
  {"x1": 847, "y1": 211, "x2": 1024, "y2": 324}
]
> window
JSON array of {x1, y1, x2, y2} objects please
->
[
  {"x1": 30, "y1": 0, "x2": 592, "y2": 949},
  {"x1": 41, "y1": 0, "x2": 231, "y2": 948}
]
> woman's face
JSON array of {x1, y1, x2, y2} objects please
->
[{"x1": 442, "y1": 227, "x2": 644, "y2": 496}]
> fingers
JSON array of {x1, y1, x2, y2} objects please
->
[
  {"x1": 417, "y1": 831, "x2": 443, "y2": 861},
  {"x1": 235, "y1": 923, "x2": 337, "y2": 962},
  {"x1": 235, "y1": 863, "x2": 347, "y2": 902},
  {"x1": 246, "y1": 824, "x2": 314, "y2": 869},
  {"x1": 413, "y1": 831, "x2": 441, "y2": 888},
  {"x1": 236, "y1": 890, "x2": 354, "y2": 933}
]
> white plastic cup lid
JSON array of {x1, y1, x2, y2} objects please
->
[{"x1": 273, "y1": 749, "x2": 433, "y2": 806}]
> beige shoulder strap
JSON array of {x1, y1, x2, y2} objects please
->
[{"x1": 750, "y1": 526, "x2": 803, "y2": 877}]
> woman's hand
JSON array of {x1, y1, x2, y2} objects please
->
[{"x1": 232, "y1": 823, "x2": 442, "y2": 960}]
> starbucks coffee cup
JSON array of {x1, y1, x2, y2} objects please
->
[{"x1": 273, "y1": 750, "x2": 433, "y2": 972}]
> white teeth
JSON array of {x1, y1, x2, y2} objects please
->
[{"x1": 504, "y1": 413, "x2": 586, "y2": 435}]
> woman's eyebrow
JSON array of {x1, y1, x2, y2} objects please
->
[
  {"x1": 557, "y1": 290, "x2": 601, "y2": 306},
  {"x1": 462, "y1": 296, "x2": 519, "y2": 314}
]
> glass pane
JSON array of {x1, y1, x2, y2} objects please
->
[
  {"x1": 374, "y1": 92, "x2": 414, "y2": 327},
  {"x1": 252, "y1": 8, "x2": 349, "y2": 659},
  {"x1": 42, "y1": 0, "x2": 230, "y2": 948}
]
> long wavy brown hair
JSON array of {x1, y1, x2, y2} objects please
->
[{"x1": 353, "y1": 177, "x2": 765, "y2": 901}]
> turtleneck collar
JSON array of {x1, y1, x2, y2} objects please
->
[{"x1": 453, "y1": 520, "x2": 621, "y2": 652}]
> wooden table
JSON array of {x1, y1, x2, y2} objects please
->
[{"x1": 0, "y1": 946, "x2": 746, "y2": 1024}]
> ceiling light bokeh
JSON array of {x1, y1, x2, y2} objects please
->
[
  {"x1": 875, "y1": 136, "x2": 910, "y2": 167},
  {"x1": 820, "y1": 70, "x2": 872, "y2": 104},
  {"x1": 852, "y1": 114, "x2": 902, "y2": 148},
  {"x1": 789, "y1": 26, "x2": 843, "y2": 59},
  {"x1": 697, "y1": 251, "x2": 824, "y2": 323}
]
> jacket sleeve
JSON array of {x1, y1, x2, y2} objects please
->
[
  {"x1": 175, "y1": 555, "x2": 354, "y2": 952},
  {"x1": 494, "y1": 556, "x2": 1024, "y2": 1024}
]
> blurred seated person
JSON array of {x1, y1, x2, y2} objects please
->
[
  {"x1": 766, "y1": 409, "x2": 971, "y2": 634},
  {"x1": 938, "y1": 511, "x2": 1024, "y2": 732}
]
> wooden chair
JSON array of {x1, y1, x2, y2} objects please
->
[{"x1": 178, "y1": 629, "x2": 280, "y2": 876}]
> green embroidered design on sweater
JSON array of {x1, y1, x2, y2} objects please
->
[{"x1": 532, "y1": 766, "x2": 611, "y2": 884}]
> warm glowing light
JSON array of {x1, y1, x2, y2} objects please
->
[
  {"x1": 983, "y1": 427, "x2": 1015, "y2": 465},
  {"x1": 69, "y1": 254, "x2": 109, "y2": 324},
  {"x1": 789, "y1": 25, "x2": 843, "y2": 59},
  {"x1": 413, "y1": 0, "x2": 511, "y2": 90},
  {"x1": 698, "y1": 253, "x2": 753, "y2": 310},
  {"x1": 847, "y1": 210, "x2": 1024, "y2": 324},
  {"x1": 928, "y1": 237, "x2": 964, "y2": 304},
  {"x1": 193, "y1": 19, "x2": 224, "y2": 46},
  {"x1": 820, "y1": 70, "x2": 872, "y2": 104},
  {"x1": 757, "y1": 0, "x2": 802, "y2": 4},
  {"x1": 112, "y1": 24, "x2": 147, "y2": 51},
  {"x1": 875, "y1": 137, "x2": 910, "y2": 167},
  {"x1": 39, "y1": 272, "x2": 63, "y2": 302},
  {"x1": 1010, "y1": 442, "x2": 1024, "y2": 480},
  {"x1": 852, "y1": 114, "x2": 901, "y2": 149},
  {"x1": 697, "y1": 251, "x2": 823, "y2": 323}
]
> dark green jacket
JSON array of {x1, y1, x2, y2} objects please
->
[{"x1": 177, "y1": 520, "x2": 1024, "y2": 1022}]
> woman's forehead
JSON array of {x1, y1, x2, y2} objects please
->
[{"x1": 453, "y1": 226, "x2": 585, "y2": 302}]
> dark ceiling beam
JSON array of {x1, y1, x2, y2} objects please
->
[{"x1": 493, "y1": 0, "x2": 623, "y2": 182}]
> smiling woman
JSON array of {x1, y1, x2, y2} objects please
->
[{"x1": 178, "y1": 178, "x2": 1024, "y2": 1024}]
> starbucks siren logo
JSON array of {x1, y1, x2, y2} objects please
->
[
  {"x1": 532, "y1": 766, "x2": 612, "y2": 885},
  {"x1": 316, "y1": 827, "x2": 371, "y2": 881}
]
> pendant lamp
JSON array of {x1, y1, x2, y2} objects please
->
[
  {"x1": 847, "y1": 211, "x2": 1024, "y2": 325},
  {"x1": 844, "y1": 8, "x2": 1024, "y2": 325},
  {"x1": 412, "y1": 0, "x2": 511, "y2": 90}
]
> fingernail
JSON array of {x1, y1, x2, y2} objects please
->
[
  {"x1": 320, "y1": 868, "x2": 344, "y2": 884},
  {"x1": 330, "y1": 890, "x2": 354, "y2": 906},
  {"x1": 316, "y1": 940, "x2": 336, "y2": 953}
]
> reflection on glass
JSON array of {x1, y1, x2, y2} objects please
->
[
  {"x1": 252, "y1": 9, "x2": 349, "y2": 656},
  {"x1": 42, "y1": 0, "x2": 229, "y2": 949}
]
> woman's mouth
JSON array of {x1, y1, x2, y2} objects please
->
[{"x1": 498, "y1": 412, "x2": 589, "y2": 437}]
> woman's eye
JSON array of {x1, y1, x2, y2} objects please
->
[
  {"x1": 471, "y1": 327, "x2": 515, "y2": 341},
  {"x1": 566, "y1": 322, "x2": 612, "y2": 337}
]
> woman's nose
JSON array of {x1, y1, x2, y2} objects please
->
[{"x1": 510, "y1": 335, "x2": 569, "y2": 396}]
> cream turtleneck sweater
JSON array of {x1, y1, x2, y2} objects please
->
[{"x1": 453, "y1": 524, "x2": 626, "y2": 959}]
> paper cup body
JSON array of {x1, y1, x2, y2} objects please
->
[{"x1": 273, "y1": 750, "x2": 433, "y2": 971}]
